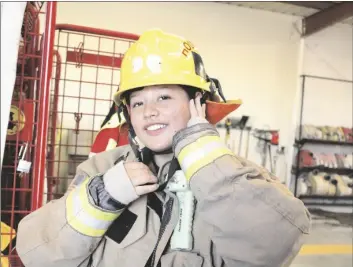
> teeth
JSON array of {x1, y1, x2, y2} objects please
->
[{"x1": 147, "y1": 124, "x2": 166, "y2": 131}]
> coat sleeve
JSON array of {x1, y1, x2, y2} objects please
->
[
  {"x1": 172, "y1": 123, "x2": 311, "y2": 267},
  {"x1": 16, "y1": 148, "x2": 134, "y2": 267}
]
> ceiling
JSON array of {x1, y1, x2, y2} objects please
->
[{"x1": 218, "y1": 1, "x2": 353, "y2": 29}]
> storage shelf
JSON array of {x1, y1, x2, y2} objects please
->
[
  {"x1": 298, "y1": 195, "x2": 353, "y2": 207},
  {"x1": 295, "y1": 138, "x2": 353, "y2": 147},
  {"x1": 292, "y1": 166, "x2": 353, "y2": 176},
  {"x1": 292, "y1": 75, "x2": 353, "y2": 207}
]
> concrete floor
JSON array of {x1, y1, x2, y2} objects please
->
[{"x1": 291, "y1": 208, "x2": 353, "y2": 267}]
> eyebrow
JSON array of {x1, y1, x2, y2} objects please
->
[{"x1": 130, "y1": 86, "x2": 173, "y2": 100}]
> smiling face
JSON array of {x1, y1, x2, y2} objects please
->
[{"x1": 127, "y1": 85, "x2": 191, "y2": 152}]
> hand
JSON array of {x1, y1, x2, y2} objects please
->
[
  {"x1": 124, "y1": 162, "x2": 159, "y2": 195},
  {"x1": 188, "y1": 92, "x2": 208, "y2": 127}
]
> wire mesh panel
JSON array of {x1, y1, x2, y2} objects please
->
[
  {"x1": 1, "y1": 2, "x2": 56, "y2": 266},
  {"x1": 45, "y1": 25, "x2": 139, "y2": 202}
]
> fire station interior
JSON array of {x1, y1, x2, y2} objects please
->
[{"x1": 1, "y1": 2, "x2": 352, "y2": 267}]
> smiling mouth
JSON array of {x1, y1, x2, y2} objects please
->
[{"x1": 145, "y1": 124, "x2": 167, "y2": 131}]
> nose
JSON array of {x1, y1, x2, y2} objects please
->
[{"x1": 143, "y1": 102, "x2": 159, "y2": 119}]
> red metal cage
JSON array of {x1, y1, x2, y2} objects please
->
[
  {"x1": 1, "y1": 2, "x2": 56, "y2": 266},
  {"x1": 44, "y1": 25, "x2": 139, "y2": 202},
  {"x1": 1, "y1": 4, "x2": 141, "y2": 265}
]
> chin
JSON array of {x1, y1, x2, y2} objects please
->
[{"x1": 146, "y1": 142, "x2": 172, "y2": 153}]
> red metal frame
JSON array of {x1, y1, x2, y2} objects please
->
[
  {"x1": 2, "y1": 5, "x2": 42, "y2": 262},
  {"x1": 1, "y1": 3, "x2": 57, "y2": 266},
  {"x1": 42, "y1": 24, "x2": 140, "y2": 201},
  {"x1": 46, "y1": 50, "x2": 62, "y2": 201},
  {"x1": 66, "y1": 50, "x2": 123, "y2": 68},
  {"x1": 32, "y1": 2, "x2": 57, "y2": 210},
  {"x1": 56, "y1": 24, "x2": 140, "y2": 40}
]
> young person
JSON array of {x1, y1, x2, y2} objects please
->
[{"x1": 16, "y1": 29, "x2": 310, "y2": 267}]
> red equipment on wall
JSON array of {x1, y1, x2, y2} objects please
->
[{"x1": 1, "y1": 2, "x2": 57, "y2": 266}]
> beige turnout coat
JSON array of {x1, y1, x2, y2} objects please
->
[{"x1": 16, "y1": 123, "x2": 311, "y2": 267}]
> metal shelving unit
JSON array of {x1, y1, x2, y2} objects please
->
[
  {"x1": 295, "y1": 139, "x2": 353, "y2": 147},
  {"x1": 293, "y1": 75, "x2": 353, "y2": 207},
  {"x1": 293, "y1": 166, "x2": 353, "y2": 176}
]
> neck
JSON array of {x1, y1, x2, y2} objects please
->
[{"x1": 154, "y1": 152, "x2": 174, "y2": 169}]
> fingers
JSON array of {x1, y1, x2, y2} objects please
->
[
  {"x1": 124, "y1": 161, "x2": 147, "y2": 170},
  {"x1": 190, "y1": 92, "x2": 206, "y2": 119},
  {"x1": 202, "y1": 102, "x2": 206, "y2": 118},
  {"x1": 189, "y1": 99, "x2": 197, "y2": 117},
  {"x1": 124, "y1": 162, "x2": 158, "y2": 187},
  {"x1": 195, "y1": 93, "x2": 202, "y2": 115},
  {"x1": 125, "y1": 162, "x2": 158, "y2": 187},
  {"x1": 131, "y1": 172, "x2": 157, "y2": 186},
  {"x1": 135, "y1": 183, "x2": 159, "y2": 196}
]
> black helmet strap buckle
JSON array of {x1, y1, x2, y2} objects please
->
[{"x1": 206, "y1": 75, "x2": 227, "y2": 103}]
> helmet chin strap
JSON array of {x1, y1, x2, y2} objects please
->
[
  {"x1": 128, "y1": 127, "x2": 180, "y2": 191},
  {"x1": 154, "y1": 147, "x2": 173, "y2": 154}
]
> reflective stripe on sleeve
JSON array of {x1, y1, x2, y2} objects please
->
[
  {"x1": 177, "y1": 135, "x2": 233, "y2": 180},
  {"x1": 66, "y1": 177, "x2": 121, "y2": 237}
]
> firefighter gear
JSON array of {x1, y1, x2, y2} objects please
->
[
  {"x1": 17, "y1": 29, "x2": 310, "y2": 267},
  {"x1": 16, "y1": 122, "x2": 310, "y2": 267}
]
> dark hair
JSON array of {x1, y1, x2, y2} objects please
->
[
  {"x1": 123, "y1": 85, "x2": 209, "y2": 106},
  {"x1": 123, "y1": 87, "x2": 143, "y2": 106},
  {"x1": 180, "y1": 85, "x2": 200, "y2": 99}
]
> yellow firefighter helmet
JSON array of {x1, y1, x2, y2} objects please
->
[{"x1": 114, "y1": 29, "x2": 211, "y2": 105}]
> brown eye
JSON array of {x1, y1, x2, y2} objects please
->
[
  {"x1": 132, "y1": 102, "x2": 143, "y2": 108},
  {"x1": 159, "y1": 95, "x2": 171, "y2": 101}
]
